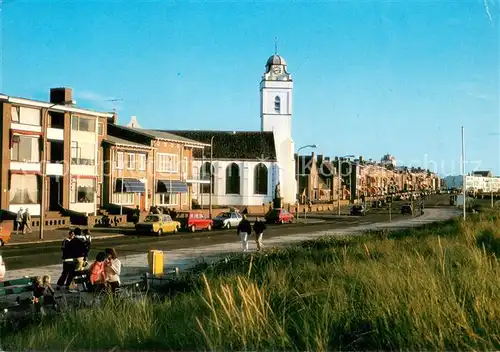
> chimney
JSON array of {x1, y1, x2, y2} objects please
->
[
  {"x1": 359, "y1": 156, "x2": 363, "y2": 164},
  {"x1": 50, "y1": 87, "x2": 73, "y2": 104},
  {"x1": 311, "y1": 151, "x2": 315, "y2": 160}
]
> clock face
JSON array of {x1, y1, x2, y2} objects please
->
[{"x1": 272, "y1": 66, "x2": 282, "y2": 75}]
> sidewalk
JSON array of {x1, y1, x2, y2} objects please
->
[
  {"x1": 6, "y1": 227, "x2": 129, "y2": 246},
  {"x1": 3, "y1": 208, "x2": 458, "y2": 284}
]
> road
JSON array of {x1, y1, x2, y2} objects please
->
[{"x1": 1, "y1": 195, "x2": 451, "y2": 271}]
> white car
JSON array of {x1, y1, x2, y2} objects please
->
[{"x1": 212, "y1": 211, "x2": 243, "y2": 229}]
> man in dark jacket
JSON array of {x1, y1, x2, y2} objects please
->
[
  {"x1": 57, "y1": 230, "x2": 82, "y2": 289},
  {"x1": 74, "y1": 227, "x2": 91, "y2": 262},
  {"x1": 237, "y1": 215, "x2": 252, "y2": 252},
  {"x1": 253, "y1": 217, "x2": 267, "y2": 251}
]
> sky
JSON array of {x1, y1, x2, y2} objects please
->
[{"x1": 1, "y1": 0, "x2": 499, "y2": 177}]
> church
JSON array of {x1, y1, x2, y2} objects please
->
[{"x1": 130, "y1": 53, "x2": 296, "y2": 208}]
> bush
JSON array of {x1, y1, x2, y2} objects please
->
[{"x1": 2, "y1": 213, "x2": 500, "y2": 350}]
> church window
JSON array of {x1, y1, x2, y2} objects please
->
[
  {"x1": 274, "y1": 96, "x2": 281, "y2": 113},
  {"x1": 254, "y1": 163, "x2": 268, "y2": 195},
  {"x1": 225, "y1": 163, "x2": 240, "y2": 195}
]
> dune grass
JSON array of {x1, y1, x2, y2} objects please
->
[{"x1": 2, "y1": 212, "x2": 500, "y2": 351}]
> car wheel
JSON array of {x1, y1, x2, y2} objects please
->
[
  {"x1": 0, "y1": 239, "x2": 4, "y2": 247},
  {"x1": 280, "y1": 219, "x2": 284, "y2": 225},
  {"x1": 190, "y1": 225, "x2": 196, "y2": 233},
  {"x1": 226, "y1": 222, "x2": 231, "y2": 229},
  {"x1": 173, "y1": 226, "x2": 178, "y2": 233},
  {"x1": 207, "y1": 224, "x2": 212, "y2": 231},
  {"x1": 157, "y1": 229, "x2": 163, "y2": 236}
]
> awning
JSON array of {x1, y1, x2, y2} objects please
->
[
  {"x1": 157, "y1": 180, "x2": 188, "y2": 193},
  {"x1": 115, "y1": 178, "x2": 145, "y2": 193}
]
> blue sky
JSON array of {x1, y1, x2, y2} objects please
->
[{"x1": 1, "y1": 0, "x2": 499, "y2": 176}]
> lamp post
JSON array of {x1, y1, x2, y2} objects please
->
[
  {"x1": 296, "y1": 144, "x2": 317, "y2": 220},
  {"x1": 337, "y1": 154, "x2": 355, "y2": 215},
  {"x1": 461, "y1": 126, "x2": 466, "y2": 220},
  {"x1": 40, "y1": 100, "x2": 76, "y2": 240},
  {"x1": 209, "y1": 136, "x2": 214, "y2": 219}
]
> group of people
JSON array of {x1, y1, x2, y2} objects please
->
[
  {"x1": 236, "y1": 215, "x2": 267, "y2": 252},
  {"x1": 56, "y1": 228, "x2": 121, "y2": 294},
  {"x1": 14, "y1": 207, "x2": 32, "y2": 234}
]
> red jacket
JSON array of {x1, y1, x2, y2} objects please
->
[{"x1": 89, "y1": 261, "x2": 105, "y2": 284}]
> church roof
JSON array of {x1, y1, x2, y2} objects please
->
[{"x1": 158, "y1": 130, "x2": 277, "y2": 161}]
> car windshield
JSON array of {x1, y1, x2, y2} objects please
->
[
  {"x1": 144, "y1": 215, "x2": 159, "y2": 222},
  {"x1": 176, "y1": 213, "x2": 188, "y2": 219},
  {"x1": 217, "y1": 212, "x2": 231, "y2": 218}
]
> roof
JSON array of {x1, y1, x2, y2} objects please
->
[
  {"x1": 104, "y1": 135, "x2": 152, "y2": 149},
  {"x1": 266, "y1": 54, "x2": 287, "y2": 67},
  {"x1": 140, "y1": 129, "x2": 210, "y2": 146},
  {"x1": 473, "y1": 171, "x2": 492, "y2": 177},
  {"x1": 159, "y1": 130, "x2": 277, "y2": 160}
]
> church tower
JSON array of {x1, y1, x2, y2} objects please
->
[{"x1": 260, "y1": 53, "x2": 296, "y2": 204}]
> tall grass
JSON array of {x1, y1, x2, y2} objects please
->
[{"x1": 2, "y1": 213, "x2": 500, "y2": 350}]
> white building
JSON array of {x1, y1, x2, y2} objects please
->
[
  {"x1": 443, "y1": 175, "x2": 500, "y2": 192},
  {"x1": 148, "y1": 53, "x2": 297, "y2": 208}
]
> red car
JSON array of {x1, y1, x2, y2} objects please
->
[
  {"x1": 175, "y1": 211, "x2": 213, "y2": 232},
  {"x1": 265, "y1": 208, "x2": 294, "y2": 224}
]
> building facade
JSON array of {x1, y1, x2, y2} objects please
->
[
  {"x1": 0, "y1": 88, "x2": 113, "y2": 217},
  {"x1": 444, "y1": 174, "x2": 500, "y2": 192}
]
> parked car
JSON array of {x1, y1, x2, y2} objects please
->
[
  {"x1": 401, "y1": 204, "x2": 413, "y2": 215},
  {"x1": 350, "y1": 204, "x2": 367, "y2": 216},
  {"x1": 135, "y1": 214, "x2": 180, "y2": 236},
  {"x1": 0, "y1": 221, "x2": 12, "y2": 246},
  {"x1": 175, "y1": 211, "x2": 213, "y2": 232},
  {"x1": 213, "y1": 211, "x2": 243, "y2": 229},
  {"x1": 265, "y1": 208, "x2": 293, "y2": 224}
]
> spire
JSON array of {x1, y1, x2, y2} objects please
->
[{"x1": 274, "y1": 37, "x2": 278, "y2": 55}]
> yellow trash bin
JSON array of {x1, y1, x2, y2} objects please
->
[{"x1": 148, "y1": 250, "x2": 164, "y2": 276}]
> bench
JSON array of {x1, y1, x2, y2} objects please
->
[
  {"x1": 141, "y1": 267, "x2": 180, "y2": 291},
  {"x1": 0, "y1": 276, "x2": 36, "y2": 314}
]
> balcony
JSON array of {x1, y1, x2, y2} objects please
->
[
  {"x1": 47, "y1": 127, "x2": 64, "y2": 141},
  {"x1": 10, "y1": 161, "x2": 41, "y2": 173},
  {"x1": 186, "y1": 174, "x2": 210, "y2": 184},
  {"x1": 46, "y1": 162, "x2": 64, "y2": 176},
  {"x1": 11, "y1": 123, "x2": 42, "y2": 134}
]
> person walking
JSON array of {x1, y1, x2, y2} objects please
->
[
  {"x1": 22, "y1": 208, "x2": 32, "y2": 234},
  {"x1": 237, "y1": 215, "x2": 252, "y2": 252},
  {"x1": 253, "y1": 217, "x2": 267, "y2": 252},
  {"x1": 15, "y1": 207, "x2": 23, "y2": 234},
  {"x1": 56, "y1": 231, "x2": 76, "y2": 290}
]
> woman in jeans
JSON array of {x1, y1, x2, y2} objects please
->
[{"x1": 104, "y1": 248, "x2": 121, "y2": 293}]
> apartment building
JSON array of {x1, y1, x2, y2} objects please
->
[
  {"x1": 104, "y1": 124, "x2": 208, "y2": 210},
  {"x1": 0, "y1": 88, "x2": 113, "y2": 217}
]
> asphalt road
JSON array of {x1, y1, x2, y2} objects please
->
[{"x1": 1, "y1": 195, "x2": 452, "y2": 271}]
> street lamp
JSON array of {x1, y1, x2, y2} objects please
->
[
  {"x1": 337, "y1": 154, "x2": 355, "y2": 215},
  {"x1": 296, "y1": 144, "x2": 317, "y2": 219},
  {"x1": 209, "y1": 136, "x2": 214, "y2": 219},
  {"x1": 40, "y1": 100, "x2": 76, "y2": 240}
]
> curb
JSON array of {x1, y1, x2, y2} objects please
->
[{"x1": 5, "y1": 234, "x2": 125, "y2": 247}]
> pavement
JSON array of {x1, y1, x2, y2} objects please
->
[{"x1": 2, "y1": 207, "x2": 459, "y2": 286}]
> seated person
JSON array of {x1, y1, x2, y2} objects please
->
[{"x1": 88, "y1": 252, "x2": 107, "y2": 292}]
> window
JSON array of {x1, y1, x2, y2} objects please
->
[
  {"x1": 112, "y1": 192, "x2": 135, "y2": 205},
  {"x1": 116, "y1": 152, "x2": 124, "y2": 169},
  {"x1": 71, "y1": 141, "x2": 95, "y2": 165},
  {"x1": 70, "y1": 178, "x2": 95, "y2": 203},
  {"x1": 155, "y1": 193, "x2": 178, "y2": 205},
  {"x1": 274, "y1": 96, "x2": 281, "y2": 113},
  {"x1": 226, "y1": 163, "x2": 240, "y2": 194},
  {"x1": 126, "y1": 153, "x2": 136, "y2": 170},
  {"x1": 71, "y1": 116, "x2": 95, "y2": 132},
  {"x1": 254, "y1": 163, "x2": 268, "y2": 195},
  {"x1": 10, "y1": 174, "x2": 40, "y2": 204},
  {"x1": 157, "y1": 153, "x2": 178, "y2": 173},
  {"x1": 11, "y1": 106, "x2": 41, "y2": 125},
  {"x1": 137, "y1": 154, "x2": 146, "y2": 170},
  {"x1": 11, "y1": 135, "x2": 40, "y2": 162},
  {"x1": 182, "y1": 157, "x2": 188, "y2": 175},
  {"x1": 97, "y1": 122, "x2": 104, "y2": 136},
  {"x1": 200, "y1": 162, "x2": 214, "y2": 194}
]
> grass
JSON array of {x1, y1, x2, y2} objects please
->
[{"x1": 2, "y1": 212, "x2": 500, "y2": 351}]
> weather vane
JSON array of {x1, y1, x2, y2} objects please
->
[{"x1": 274, "y1": 37, "x2": 278, "y2": 55}]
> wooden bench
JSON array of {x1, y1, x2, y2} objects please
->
[{"x1": 0, "y1": 276, "x2": 35, "y2": 314}]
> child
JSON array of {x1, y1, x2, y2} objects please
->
[
  {"x1": 42, "y1": 275, "x2": 56, "y2": 304},
  {"x1": 88, "y1": 252, "x2": 107, "y2": 292}
]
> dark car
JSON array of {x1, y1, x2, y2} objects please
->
[
  {"x1": 350, "y1": 204, "x2": 367, "y2": 216},
  {"x1": 265, "y1": 208, "x2": 293, "y2": 224}
]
